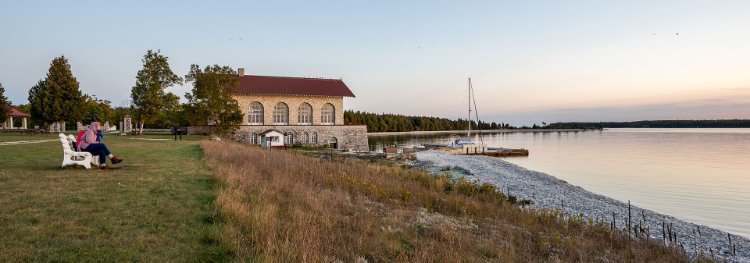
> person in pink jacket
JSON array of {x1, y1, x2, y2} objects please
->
[{"x1": 78, "y1": 122, "x2": 123, "y2": 169}]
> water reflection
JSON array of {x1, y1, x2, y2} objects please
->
[{"x1": 368, "y1": 128, "x2": 750, "y2": 238}]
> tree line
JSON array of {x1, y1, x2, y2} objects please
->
[
  {"x1": 2, "y1": 51, "x2": 243, "y2": 135},
  {"x1": 344, "y1": 110, "x2": 514, "y2": 132},
  {"x1": 546, "y1": 120, "x2": 750, "y2": 129}
]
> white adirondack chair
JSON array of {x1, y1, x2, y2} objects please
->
[{"x1": 58, "y1": 133, "x2": 99, "y2": 169}]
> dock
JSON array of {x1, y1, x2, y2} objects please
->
[{"x1": 437, "y1": 144, "x2": 529, "y2": 157}]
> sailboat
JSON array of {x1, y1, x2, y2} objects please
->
[{"x1": 452, "y1": 78, "x2": 484, "y2": 147}]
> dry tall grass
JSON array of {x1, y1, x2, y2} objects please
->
[{"x1": 202, "y1": 141, "x2": 697, "y2": 262}]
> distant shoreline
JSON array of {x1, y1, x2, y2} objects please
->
[{"x1": 367, "y1": 128, "x2": 599, "y2": 137}]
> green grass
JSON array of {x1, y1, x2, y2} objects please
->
[
  {"x1": 0, "y1": 134, "x2": 56, "y2": 142},
  {"x1": 0, "y1": 133, "x2": 230, "y2": 262}
]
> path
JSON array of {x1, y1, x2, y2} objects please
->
[{"x1": 0, "y1": 140, "x2": 56, "y2": 146}]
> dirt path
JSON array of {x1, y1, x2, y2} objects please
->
[{"x1": 0, "y1": 140, "x2": 56, "y2": 146}]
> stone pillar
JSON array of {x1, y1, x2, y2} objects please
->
[
  {"x1": 21, "y1": 118, "x2": 27, "y2": 129},
  {"x1": 123, "y1": 116, "x2": 132, "y2": 133},
  {"x1": 51, "y1": 121, "x2": 65, "y2": 132},
  {"x1": 119, "y1": 121, "x2": 124, "y2": 132},
  {"x1": 104, "y1": 121, "x2": 110, "y2": 131},
  {"x1": 77, "y1": 122, "x2": 84, "y2": 131},
  {"x1": 8, "y1": 117, "x2": 13, "y2": 129}
]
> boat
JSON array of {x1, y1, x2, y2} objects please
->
[
  {"x1": 440, "y1": 78, "x2": 528, "y2": 157},
  {"x1": 451, "y1": 78, "x2": 485, "y2": 147}
]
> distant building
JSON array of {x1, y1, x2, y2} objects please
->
[
  {"x1": 2, "y1": 107, "x2": 30, "y2": 129},
  {"x1": 192, "y1": 68, "x2": 368, "y2": 151}
]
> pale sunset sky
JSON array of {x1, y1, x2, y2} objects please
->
[{"x1": 1, "y1": 1, "x2": 749, "y2": 125}]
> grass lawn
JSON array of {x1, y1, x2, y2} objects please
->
[{"x1": 0, "y1": 133, "x2": 230, "y2": 262}]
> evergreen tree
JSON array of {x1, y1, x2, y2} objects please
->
[
  {"x1": 131, "y1": 50, "x2": 183, "y2": 134},
  {"x1": 28, "y1": 56, "x2": 84, "y2": 127},
  {"x1": 184, "y1": 64, "x2": 243, "y2": 136},
  {"x1": 343, "y1": 110, "x2": 515, "y2": 132},
  {"x1": 0, "y1": 82, "x2": 11, "y2": 123}
]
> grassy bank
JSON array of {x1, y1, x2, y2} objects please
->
[
  {"x1": 203, "y1": 141, "x2": 696, "y2": 262},
  {"x1": 0, "y1": 134, "x2": 229, "y2": 261}
]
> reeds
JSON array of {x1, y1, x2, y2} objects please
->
[{"x1": 202, "y1": 141, "x2": 697, "y2": 262}]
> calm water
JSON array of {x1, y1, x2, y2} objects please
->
[{"x1": 369, "y1": 128, "x2": 750, "y2": 238}]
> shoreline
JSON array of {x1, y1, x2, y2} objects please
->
[
  {"x1": 366, "y1": 128, "x2": 599, "y2": 137},
  {"x1": 415, "y1": 150, "x2": 749, "y2": 261}
]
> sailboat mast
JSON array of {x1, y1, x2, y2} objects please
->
[
  {"x1": 467, "y1": 78, "x2": 472, "y2": 138},
  {"x1": 471, "y1": 79, "x2": 483, "y2": 144}
]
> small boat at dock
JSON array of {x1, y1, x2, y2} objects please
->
[{"x1": 446, "y1": 78, "x2": 529, "y2": 158}]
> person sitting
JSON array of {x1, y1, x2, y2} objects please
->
[{"x1": 78, "y1": 122, "x2": 123, "y2": 170}]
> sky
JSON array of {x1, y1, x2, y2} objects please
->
[{"x1": 2, "y1": 0, "x2": 750, "y2": 126}]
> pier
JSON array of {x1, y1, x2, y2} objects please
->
[{"x1": 435, "y1": 144, "x2": 530, "y2": 157}]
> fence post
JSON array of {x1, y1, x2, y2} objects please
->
[{"x1": 628, "y1": 200, "x2": 631, "y2": 240}]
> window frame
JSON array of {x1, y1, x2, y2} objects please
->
[
  {"x1": 284, "y1": 132, "x2": 294, "y2": 145},
  {"x1": 273, "y1": 102, "x2": 289, "y2": 125},
  {"x1": 298, "y1": 103, "x2": 313, "y2": 125},
  {"x1": 248, "y1": 101, "x2": 264, "y2": 125},
  {"x1": 321, "y1": 103, "x2": 335, "y2": 125}
]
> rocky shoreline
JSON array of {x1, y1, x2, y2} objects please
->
[{"x1": 416, "y1": 150, "x2": 749, "y2": 262}]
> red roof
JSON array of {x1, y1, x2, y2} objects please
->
[
  {"x1": 9, "y1": 107, "x2": 30, "y2": 117},
  {"x1": 235, "y1": 75, "x2": 355, "y2": 97}
]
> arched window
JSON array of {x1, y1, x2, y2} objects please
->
[
  {"x1": 321, "y1": 103, "x2": 335, "y2": 125},
  {"x1": 311, "y1": 132, "x2": 318, "y2": 144},
  {"x1": 248, "y1": 102, "x2": 264, "y2": 125},
  {"x1": 297, "y1": 103, "x2": 312, "y2": 125},
  {"x1": 250, "y1": 132, "x2": 258, "y2": 144},
  {"x1": 273, "y1": 102, "x2": 289, "y2": 125},
  {"x1": 302, "y1": 132, "x2": 309, "y2": 144},
  {"x1": 284, "y1": 132, "x2": 294, "y2": 145}
]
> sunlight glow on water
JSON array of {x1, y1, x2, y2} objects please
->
[{"x1": 370, "y1": 128, "x2": 750, "y2": 238}]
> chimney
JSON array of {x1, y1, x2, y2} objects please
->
[{"x1": 238, "y1": 68, "x2": 245, "y2": 77}]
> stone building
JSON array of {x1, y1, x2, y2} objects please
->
[{"x1": 192, "y1": 69, "x2": 368, "y2": 151}]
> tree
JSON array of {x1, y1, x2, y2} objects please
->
[
  {"x1": 156, "y1": 92, "x2": 182, "y2": 128},
  {"x1": 0, "y1": 82, "x2": 11, "y2": 124},
  {"x1": 28, "y1": 56, "x2": 84, "y2": 127},
  {"x1": 131, "y1": 50, "x2": 183, "y2": 134},
  {"x1": 184, "y1": 64, "x2": 243, "y2": 136},
  {"x1": 81, "y1": 95, "x2": 114, "y2": 124},
  {"x1": 111, "y1": 106, "x2": 131, "y2": 127}
]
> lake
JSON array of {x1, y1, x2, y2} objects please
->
[{"x1": 369, "y1": 128, "x2": 750, "y2": 238}]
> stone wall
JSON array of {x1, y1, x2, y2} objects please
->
[
  {"x1": 188, "y1": 125, "x2": 369, "y2": 152},
  {"x1": 233, "y1": 94, "x2": 345, "y2": 126}
]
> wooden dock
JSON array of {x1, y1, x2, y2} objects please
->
[{"x1": 439, "y1": 144, "x2": 529, "y2": 157}]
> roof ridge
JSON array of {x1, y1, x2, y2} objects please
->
[{"x1": 243, "y1": 75, "x2": 341, "y2": 81}]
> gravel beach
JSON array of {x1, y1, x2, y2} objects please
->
[{"x1": 416, "y1": 150, "x2": 749, "y2": 262}]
